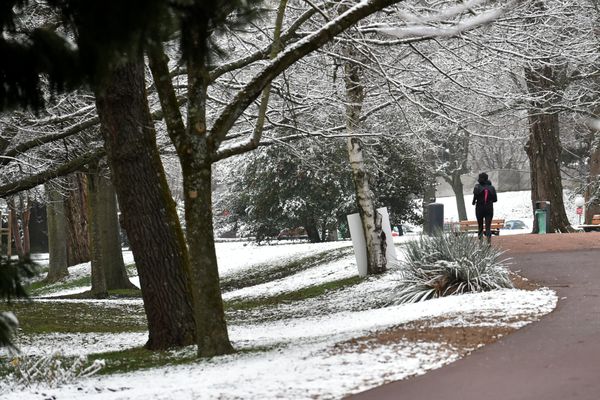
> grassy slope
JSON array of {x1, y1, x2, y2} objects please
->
[{"x1": 1, "y1": 246, "x2": 364, "y2": 376}]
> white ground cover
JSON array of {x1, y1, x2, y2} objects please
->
[{"x1": 0, "y1": 190, "x2": 559, "y2": 399}]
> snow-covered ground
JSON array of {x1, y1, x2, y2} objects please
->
[{"x1": 0, "y1": 191, "x2": 559, "y2": 399}]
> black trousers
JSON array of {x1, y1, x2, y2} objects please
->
[{"x1": 476, "y1": 205, "x2": 494, "y2": 239}]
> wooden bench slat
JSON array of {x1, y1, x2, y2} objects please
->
[{"x1": 454, "y1": 219, "x2": 505, "y2": 236}]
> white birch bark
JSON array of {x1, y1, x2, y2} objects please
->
[{"x1": 343, "y1": 44, "x2": 386, "y2": 275}]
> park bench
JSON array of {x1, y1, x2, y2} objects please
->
[
  {"x1": 579, "y1": 214, "x2": 600, "y2": 232},
  {"x1": 454, "y1": 219, "x2": 505, "y2": 236},
  {"x1": 276, "y1": 227, "x2": 309, "y2": 241}
]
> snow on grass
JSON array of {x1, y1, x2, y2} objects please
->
[
  {"x1": 14, "y1": 332, "x2": 148, "y2": 358},
  {"x1": 4, "y1": 206, "x2": 560, "y2": 399},
  {"x1": 1, "y1": 338, "x2": 458, "y2": 400},
  {"x1": 223, "y1": 255, "x2": 356, "y2": 301},
  {"x1": 1, "y1": 288, "x2": 556, "y2": 400},
  {"x1": 229, "y1": 288, "x2": 557, "y2": 348},
  {"x1": 217, "y1": 240, "x2": 353, "y2": 278},
  {"x1": 33, "y1": 251, "x2": 137, "y2": 298}
]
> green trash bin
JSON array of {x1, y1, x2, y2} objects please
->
[{"x1": 535, "y1": 209, "x2": 547, "y2": 234}]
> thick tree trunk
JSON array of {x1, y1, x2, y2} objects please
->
[
  {"x1": 87, "y1": 168, "x2": 134, "y2": 297},
  {"x1": 149, "y1": 33, "x2": 233, "y2": 357},
  {"x1": 182, "y1": 161, "x2": 234, "y2": 357},
  {"x1": 99, "y1": 177, "x2": 137, "y2": 290},
  {"x1": 343, "y1": 45, "x2": 385, "y2": 275},
  {"x1": 87, "y1": 170, "x2": 108, "y2": 298},
  {"x1": 45, "y1": 184, "x2": 69, "y2": 282},
  {"x1": 64, "y1": 173, "x2": 90, "y2": 266},
  {"x1": 95, "y1": 58, "x2": 196, "y2": 350},
  {"x1": 524, "y1": 65, "x2": 572, "y2": 233}
]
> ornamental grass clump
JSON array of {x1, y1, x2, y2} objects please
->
[
  {"x1": 392, "y1": 233, "x2": 513, "y2": 304},
  {"x1": 2, "y1": 353, "x2": 105, "y2": 391}
]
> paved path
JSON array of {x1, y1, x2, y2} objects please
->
[{"x1": 351, "y1": 233, "x2": 600, "y2": 400}]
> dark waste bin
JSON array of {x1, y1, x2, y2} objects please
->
[
  {"x1": 425, "y1": 203, "x2": 444, "y2": 235},
  {"x1": 534, "y1": 201, "x2": 551, "y2": 234}
]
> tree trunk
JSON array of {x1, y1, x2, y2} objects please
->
[
  {"x1": 94, "y1": 58, "x2": 196, "y2": 350},
  {"x1": 305, "y1": 223, "x2": 321, "y2": 243},
  {"x1": 149, "y1": 35, "x2": 234, "y2": 357},
  {"x1": 22, "y1": 205, "x2": 30, "y2": 256},
  {"x1": 182, "y1": 161, "x2": 234, "y2": 357},
  {"x1": 444, "y1": 173, "x2": 467, "y2": 221},
  {"x1": 45, "y1": 184, "x2": 69, "y2": 282},
  {"x1": 343, "y1": 45, "x2": 386, "y2": 275},
  {"x1": 9, "y1": 195, "x2": 32, "y2": 259},
  {"x1": 585, "y1": 135, "x2": 600, "y2": 223},
  {"x1": 326, "y1": 223, "x2": 339, "y2": 242},
  {"x1": 8, "y1": 198, "x2": 23, "y2": 258},
  {"x1": 87, "y1": 169, "x2": 108, "y2": 298},
  {"x1": 100, "y1": 176, "x2": 137, "y2": 290},
  {"x1": 64, "y1": 173, "x2": 90, "y2": 266},
  {"x1": 524, "y1": 65, "x2": 572, "y2": 233}
]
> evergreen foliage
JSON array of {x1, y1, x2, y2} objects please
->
[
  {"x1": 222, "y1": 139, "x2": 354, "y2": 242},
  {"x1": 369, "y1": 136, "x2": 429, "y2": 225},
  {"x1": 217, "y1": 137, "x2": 426, "y2": 242},
  {"x1": 0, "y1": 255, "x2": 37, "y2": 351},
  {"x1": 0, "y1": 0, "x2": 264, "y2": 110},
  {"x1": 392, "y1": 233, "x2": 513, "y2": 304}
]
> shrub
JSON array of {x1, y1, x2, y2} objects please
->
[
  {"x1": 392, "y1": 233, "x2": 513, "y2": 304},
  {"x1": 0, "y1": 255, "x2": 37, "y2": 351}
]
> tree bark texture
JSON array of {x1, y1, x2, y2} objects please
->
[
  {"x1": 445, "y1": 173, "x2": 467, "y2": 221},
  {"x1": 99, "y1": 176, "x2": 137, "y2": 290},
  {"x1": 181, "y1": 26, "x2": 234, "y2": 356},
  {"x1": 150, "y1": 33, "x2": 234, "y2": 357},
  {"x1": 64, "y1": 173, "x2": 90, "y2": 266},
  {"x1": 182, "y1": 161, "x2": 234, "y2": 357},
  {"x1": 87, "y1": 170, "x2": 108, "y2": 298},
  {"x1": 8, "y1": 195, "x2": 31, "y2": 259},
  {"x1": 343, "y1": 44, "x2": 386, "y2": 275},
  {"x1": 94, "y1": 58, "x2": 196, "y2": 350},
  {"x1": 524, "y1": 65, "x2": 572, "y2": 233},
  {"x1": 45, "y1": 184, "x2": 69, "y2": 282}
]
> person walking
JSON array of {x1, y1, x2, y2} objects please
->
[{"x1": 472, "y1": 172, "x2": 497, "y2": 243}]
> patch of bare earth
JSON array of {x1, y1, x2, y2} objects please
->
[{"x1": 331, "y1": 272, "x2": 541, "y2": 358}]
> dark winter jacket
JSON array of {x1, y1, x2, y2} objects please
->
[{"x1": 472, "y1": 180, "x2": 497, "y2": 208}]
